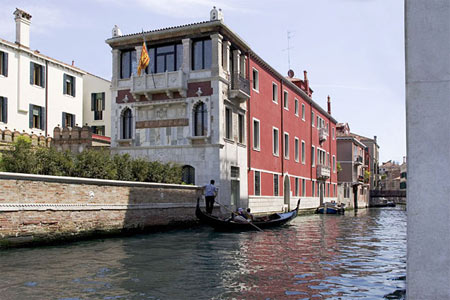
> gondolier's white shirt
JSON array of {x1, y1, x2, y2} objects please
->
[{"x1": 205, "y1": 184, "x2": 218, "y2": 197}]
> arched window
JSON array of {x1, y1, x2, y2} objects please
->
[
  {"x1": 182, "y1": 165, "x2": 195, "y2": 184},
  {"x1": 122, "y1": 108, "x2": 132, "y2": 139},
  {"x1": 193, "y1": 102, "x2": 207, "y2": 136}
]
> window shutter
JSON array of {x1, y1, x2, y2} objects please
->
[
  {"x1": 91, "y1": 93, "x2": 95, "y2": 111},
  {"x1": 40, "y1": 106, "x2": 46, "y2": 131},
  {"x1": 73, "y1": 114, "x2": 76, "y2": 127},
  {"x1": 41, "y1": 65, "x2": 46, "y2": 87},
  {"x1": 30, "y1": 63, "x2": 34, "y2": 84},
  {"x1": 101, "y1": 92, "x2": 105, "y2": 110},
  {"x1": 4, "y1": 52, "x2": 8, "y2": 77},
  {"x1": 3, "y1": 97, "x2": 7, "y2": 123},
  {"x1": 29, "y1": 104, "x2": 33, "y2": 128},
  {"x1": 63, "y1": 74, "x2": 66, "y2": 94},
  {"x1": 72, "y1": 77, "x2": 76, "y2": 97},
  {"x1": 62, "y1": 112, "x2": 66, "y2": 128}
]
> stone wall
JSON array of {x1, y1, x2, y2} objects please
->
[
  {"x1": 0, "y1": 172, "x2": 203, "y2": 247},
  {"x1": 0, "y1": 128, "x2": 51, "y2": 150},
  {"x1": 52, "y1": 125, "x2": 110, "y2": 153}
]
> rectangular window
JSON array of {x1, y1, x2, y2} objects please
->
[
  {"x1": 91, "y1": 125, "x2": 105, "y2": 136},
  {"x1": 272, "y1": 83, "x2": 278, "y2": 102},
  {"x1": 255, "y1": 171, "x2": 261, "y2": 196},
  {"x1": 148, "y1": 43, "x2": 183, "y2": 73},
  {"x1": 273, "y1": 127, "x2": 279, "y2": 155},
  {"x1": 274, "y1": 174, "x2": 279, "y2": 196},
  {"x1": 91, "y1": 92, "x2": 105, "y2": 120},
  {"x1": 29, "y1": 104, "x2": 45, "y2": 130},
  {"x1": 0, "y1": 51, "x2": 8, "y2": 77},
  {"x1": 312, "y1": 181, "x2": 315, "y2": 197},
  {"x1": 252, "y1": 68, "x2": 259, "y2": 91},
  {"x1": 294, "y1": 137, "x2": 299, "y2": 162},
  {"x1": 63, "y1": 74, "x2": 76, "y2": 96},
  {"x1": 30, "y1": 62, "x2": 45, "y2": 87},
  {"x1": 284, "y1": 133, "x2": 289, "y2": 159},
  {"x1": 301, "y1": 140, "x2": 306, "y2": 164},
  {"x1": 62, "y1": 112, "x2": 75, "y2": 128},
  {"x1": 192, "y1": 39, "x2": 212, "y2": 70},
  {"x1": 332, "y1": 127, "x2": 335, "y2": 139},
  {"x1": 225, "y1": 107, "x2": 232, "y2": 139},
  {"x1": 294, "y1": 98, "x2": 299, "y2": 116},
  {"x1": 238, "y1": 114, "x2": 244, "y2": 144},
  {"x1": 301, "y1": 103, "x2": 305, "y2": 120},
  {"x1": 253, "y1": 119, "x2": 260, "y2": 150},
  {"x1": 311, "y1": 111, "x2": 315, "y2": 126},
  {"x1": 302, "y1": 179, "x2": 306, "y2": 197},
  {"x1": 120, "y1": 49, "x2": 137, "y2": 79},
  {"x1": 333, "y1": 155, "x2": 336, "y2": 172},
  {"x1": 0, "y1": 97, "x2": 7, "y2": 123},
  {"x1": 295, "y1": 178, "x2": 299, "y2": 196},
  {"x1": 317, "y1": 182, "x2": 320, "y2": 197},
  {"x1": 312, "y1": 146, "x2": 315, "y2": 166},
  {"x1": 283, "y1": 91, "x2": 288, "y2": 109}
]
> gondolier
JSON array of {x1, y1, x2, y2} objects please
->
[{"x1": 204, "y1": 180, "x2": 218, "y2": 214}]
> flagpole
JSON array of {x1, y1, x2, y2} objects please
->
[{"x1": 142, "y1": 29, "x2": 157, "y2": 89}]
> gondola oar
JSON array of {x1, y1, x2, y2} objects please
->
[{"x1": 214, "y1": 201, "x2": 263, "y2": 232}]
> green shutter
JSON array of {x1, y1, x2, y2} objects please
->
[
  {"x1": 63, "y1": 74, "x2": 66, "y2": 94},
  {"x1": 62, "y1": 112, "x2": 66, "y2": 128},
  {"x1": 72, "y1": 77, "x2": 76, "y2": 97},
  {"x1": 3, "y1": 97, "x2": 7, "y2": 123},
  {"x1": 40, "y1": 106, "x2": 46, "y2": 130},
  {"x1": 30, "y1": 63, "x2": 34, "y2": 84},
  {"x1": 29, "y1": 104, "x2": 33, "y2": 128},
  {"x1": 73, "y1": 114, "x2": 76, "y2": 127},
  {"x1": 91, "y1": 93, "x2": 95, "y2": 111},
  {"x1": 3, "y1": 52, "x2": 8, "y2": 77},
  {"x1": 41, "y1": 65, "x2": 46, "y2": 87},
  {"x1": 101, "y1": 92, "x2": 105, "y2": 110}
]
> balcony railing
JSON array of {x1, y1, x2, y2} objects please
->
[
  {"x1": 130, "y1": 70, "x2": 187, "y2": 99},
  {"x1": 354, "y1": 155, "x2": 363, "y2": 165},
  {"x1": 317, "y1": 164, "x2": 331, "y2": 180},
  {"x1": 229, "y1": 73, "x2": 250, "y2": 102}
]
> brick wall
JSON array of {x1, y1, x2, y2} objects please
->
[{"x1": 0, "y1": 172, "x2": 203, "y2": 247}]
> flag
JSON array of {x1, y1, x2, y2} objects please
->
[{"x1": 137, "y1": 41, "x2": 150, "y2": 76}]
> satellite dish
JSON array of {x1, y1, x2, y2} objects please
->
[{"x1": 287, "y1": 69, "x2": 295, "y2": 78}]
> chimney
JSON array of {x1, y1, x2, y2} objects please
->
[
  {"x1": 303, "y1": 70, "x2": 310, "y2": 96},
  {"x1": 14, "y1": 8, "x2": 32, "y2": 48},
  {"x1": 327, "y1": 95, "x2": 331, "y2": 114},
  {"x1": 72, "y1": 60, "x2": 75, "y2": 66}
]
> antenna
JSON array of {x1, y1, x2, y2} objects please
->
[{"x1": 282, "y1": 31, "x2": 295, "y2": 70}]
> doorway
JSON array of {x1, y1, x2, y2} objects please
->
[{"x1": 284, "y1": 175, "x2": 290, "y2": 211}]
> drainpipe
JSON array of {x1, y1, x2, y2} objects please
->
[
  {"x1": 247, "y1": 53, "x2": 251, "y2": 175},
  {"x1": 45, "y1": 60, "x2": 48, "y2": 137}
]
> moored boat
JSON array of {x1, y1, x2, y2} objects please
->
[
  {"x1": 196, "y1": 199, "x2": 300, "y2": 231},
  {"x1": 315, "y1": 202, "x2": 345, "y2": 214}
]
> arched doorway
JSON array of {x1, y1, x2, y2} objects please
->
[{"x1": 284, "y1": 175, "x2": 290, "y2": 211}]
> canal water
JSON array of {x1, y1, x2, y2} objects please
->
[{"x1": 0, "y1": 207, "x2": 406, "y2": 300}]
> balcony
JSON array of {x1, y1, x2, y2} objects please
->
[
  {"x1": 319, "y1": 127, "x2": 328, "y2": 143},
  {"x1": 317, "y1": 164, "x2": 331, "y2": 180},
  {"x1": 354, "y1": 155, "x2": 363, "y2": 165},
  {"x1": 229, "y1": 73, "x2": 250, "y2": 102},
  {"x1": 130, "y1": 70, "x2": 187, "y2": 100}
]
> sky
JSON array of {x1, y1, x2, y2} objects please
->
[{"x1": 0, "y1": 0, "x2": 405, "y2": 163}]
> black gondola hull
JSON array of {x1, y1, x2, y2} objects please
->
[{"x1": 195, "y1": 199, "x2": 300, "y2": 231}]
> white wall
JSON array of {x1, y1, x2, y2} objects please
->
[
  {"x1": 83, "y1": 73, "x2": 111, "y2": 137},
  {"x1": 406, "y1": 1, "x2": 450, "y2": 298},
  {"x1": 0, "y1": 41, "x2": 84, "y2": 136}
]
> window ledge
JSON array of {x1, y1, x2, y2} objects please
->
[{"x1": 223, "y1": 137, "x2": 234, "y2": 144}]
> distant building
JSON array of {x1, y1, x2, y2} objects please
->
[
  {"x1": 379, "y1": 160, "x2": 401, "y2": 190},
  {"x1": 106, "y1": 7, "x2": 338, "y2": 212},
  {"x1": 400, "y1": 156, "x2": 407, "y2": 190},
  {"x1": 0, "y1": 9, "x2": 111, "y2": 139},
  {"x1": 336, "y1": 123, "x2": 370, "y2": 208}
]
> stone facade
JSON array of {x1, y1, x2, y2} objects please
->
[
  {"x1": 52, "y1": 125, "x2": 110, "y2": 153},
  {"x1": 0, "y1": 128, "x2": 51, "y2": 150},
  {"x1": 0, "y1": 172, "x2": 203, "y2": 247}
]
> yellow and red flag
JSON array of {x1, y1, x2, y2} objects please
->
[{"x1": 137, "y1": 41, "x2": 150, "y2": 76}]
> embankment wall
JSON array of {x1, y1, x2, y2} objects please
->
[{"x1": 0, "y1": 172, "x2": 203, "y2": 247}]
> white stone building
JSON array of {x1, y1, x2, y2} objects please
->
[{"x1": 0, "y1": 9, "x2": 111, "y2": 138}]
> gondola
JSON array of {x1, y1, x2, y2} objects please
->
[
  {"x1": 315, "y1": 202, "x2": 345, "y2": 214},
  {"x1": 196, "y1": 199, "x2": 300, "y2": 231}
]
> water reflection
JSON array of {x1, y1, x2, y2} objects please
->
[{"x1": 0, "y1": 207, "x2": 406, "y2": 300}]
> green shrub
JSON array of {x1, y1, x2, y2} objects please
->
[
  {"x1": 131, "y1": 157, "x2": 151, "y2": 182},
  {"x1": 113, "y1": 153, "x2": 134, "y2": 181},
  {"x1": 73, "y1": 149, "x2": 117, "y2": 180},
  {"x1": 0, "y1": 136, "x2": 36, "y2": 173},
  {"x1": 34, "y1": 147, "x2": 74, "y2": 177}
]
